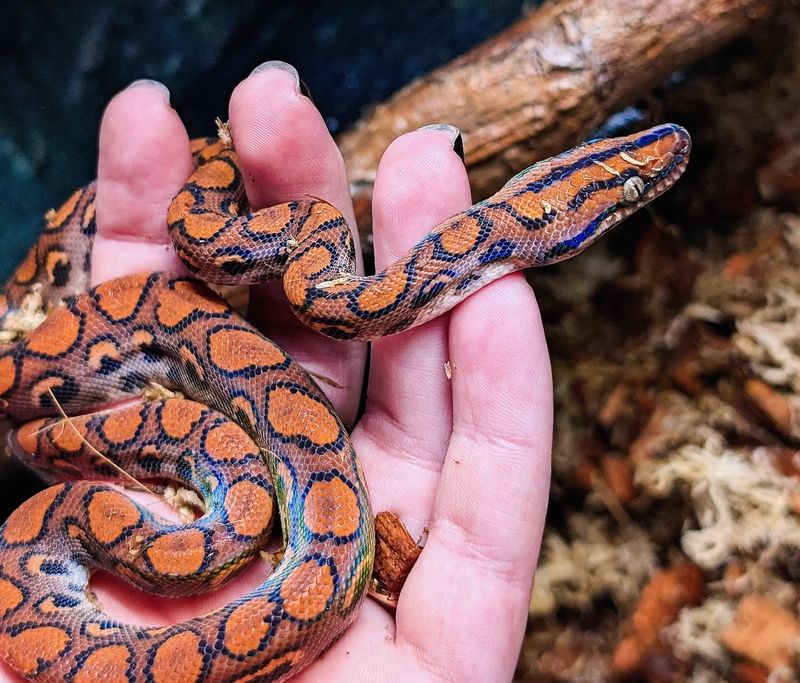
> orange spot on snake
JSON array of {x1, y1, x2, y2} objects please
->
[
  {"x1": 46, "y1": 188, "x2": 82, "y2": 229},
  {"x1": 246, "y1": 204, "x2": 292, "y2": 235},
  {"x1": 36, "y1": 596, "x2": 72, "y2": 614},
  {"x1": 102, "y1": 408, "x2": 143, "y2": 444},
  {"x1": 13, "y1": 247, "x2": 38, "y2": 284},
  {"x1": 356, "y1": 268, "x2": 409, "y2": 313},
  {"x1": 295, "y1": 203, "x2": 341, "y2": 243},
  {"x1": 156, "y1": 281, "x2": 227, "y2": 328},
  {"x1": 190, "y1": 137, "x2": 219, "y2": 158},
  {"x1": 17, "y1": 420, "x2": 47, "y2": 453},
  {"x1": 145, "y1": 529, "x2": 206, "y2": 576},
  {"x1": 208, "y1": 328, "x2": 285, "y2": 372},
  {"x1": 224, "y1": 480, "x2": 272, "y2": 538},
  {"x1": 94, "y1": 273, "x2": 150, "y2": 321},
  {"x1": 160, "y1": 399, "x2": 206, "y2": 439},
  {"x1": 26, "y1": 307, "x2": 81, "y2": 356},
  {"x1": 178, "y1": 208, "x2": 228, "y2": 242},
  {"x1": 149, "y1": 632, "x2": 204, "y2": 683},
  {"x1": 0, "y1": 626, "x2": 70, "y2": 677},
  {"x1": 204, "y1": 422, "x2": 258, "y2": 463},
  {"x1": 0, "y1": 356, "x2": 15, "y2": 396},
  {"x1": 31, "y1": 376, "x2": 69, "y2": 408},
  {"x1": 24, "y1": 555, "x2": 48, "y2": 575},
  {"x1": 504, "y1": 191, "x2": 544, "y2": 223},
  {"x1": 268, "y1": 387, "x2": 340, "y2": 446},
  {"x1": 88, "y1": 339, "x2": 120, "y2": 372},
  {"x1": 283, "y1": 245, "x2": 332, "y2": 307},
  {"x1": 280, "y1": 560, "x2": 334, "y2": 620},
  {"x1": 139, "y1": 445, "x2": 160, "y2": 461},
  {"x1": 304, "y1": 477, "x2": 360, "y2": 538},
  {"x1": 439, "y1": 214, "x2": 482, "y2": 255},
  {"x1": 2, "y1": 485, "x2": 63, "y2": 543},
  {"x1": 73, "y1": 644, "x2": 132, "y2": 683},
  {"x1": 133, "y1": 329, "x2": 154, "y2": 347},
  {"x1": 222, "y1": 596, "x2": 275, "y2": 656},
  {"x1": 0, "y1": 578, "x2": 23, "y2": 615},
  {"x1": 84, "y1": 623, "x2": 123, "y2": 638},
  {"x1": 66, "y1": 523, "x2": 85, "y2": 541},
  {"x1": 45, "y1": 251, "x2": 69, "y2": 284},
  {"x1": 87, "y1": 491, "x2": 141, "y2": 544},
  {"x1": 82, "y1": 198, "x2": 96, "y2": 228},
  {"x1": 192, "y1": 158, "x2": 236, "y2": 189},
  {"x1": 51, "y1": 418, "x2": 85, "y2": 453}
]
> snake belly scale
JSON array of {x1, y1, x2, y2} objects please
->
[{"x1": 0, "y1": 124, "x2": 690, "y2": 681}]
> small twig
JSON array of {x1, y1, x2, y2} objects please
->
[
  {"x1": 306, "y1": 369, "x2": 345, "y2": 389},
  {"x1": 591, "y1": 474, "x2": 634, "y2": 528},
  {"x1": 45, "y1": 388, "x2": 158, "y2": 497}
]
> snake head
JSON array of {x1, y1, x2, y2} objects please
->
[{"x1": 530, "y1": 123, "x2": 691, "y2": 262}]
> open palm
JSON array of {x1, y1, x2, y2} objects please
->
[{"x1": 1, "y1": 64, "x2": 551, "y2": 683}]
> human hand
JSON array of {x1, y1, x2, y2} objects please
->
[{"x1": 1, "y1": 62, "x2": 551, "y2": 682}]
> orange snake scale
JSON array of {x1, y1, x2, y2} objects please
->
[{"x1": 0, "y1": 125, "x2": 689, "y2": 681}]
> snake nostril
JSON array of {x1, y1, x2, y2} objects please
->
[{"x1": 674, "y1": 135, "x2": 691, "y2": 155}]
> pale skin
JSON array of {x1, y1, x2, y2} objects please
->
[{"x1": 1, "y1": 64, "x2": 551, "y2": 682}]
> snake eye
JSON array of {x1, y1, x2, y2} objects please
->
[{"x1": 622, "y1": 176, "x2": 645, "y2": 203}]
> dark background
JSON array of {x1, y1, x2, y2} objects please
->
[{"x1": 0, "y1": 0, "x2": 533, "y2": 276}]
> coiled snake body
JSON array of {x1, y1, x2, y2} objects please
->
[{"x1": 0, "y1": 125, "x2": 690, "y2": 681}]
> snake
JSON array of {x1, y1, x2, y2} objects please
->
[{"x1": 0, "y1": 123, "x2": 690, "y2": 681}]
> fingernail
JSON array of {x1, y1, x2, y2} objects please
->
[
  {"x1": 418, "y1": 123, "x2": 464, "y2": 163},
  {"x1": 126, "y1": 79, "x2": 170, "y2": 102},
  {"x1": 250, "y1": 60, "x2": 312, "y2": 99}
]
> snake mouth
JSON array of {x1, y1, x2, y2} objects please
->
[{"x1": 647, "y1": 152, "x2": 689, "y2": 201}]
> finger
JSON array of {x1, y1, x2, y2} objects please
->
[
  {"x1": 357, "y1": 125, "x2": 470, "y2": 529},
  {"x1": 92, "y1": 80, "x2": 194, "y2": 285},
  {"x1": 228, "y1": 62, "x2": 365, "y2": 424},
  {"x1": 396, "y1": 275, "x2": 552, "y2": 680},
  {"x1": 0, "y1": 659, "x2": 24, "y2": 681}
]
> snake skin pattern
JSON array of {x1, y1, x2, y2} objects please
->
[{"x1": 0, "y1": 124, "x2": 690, "y2": 681}]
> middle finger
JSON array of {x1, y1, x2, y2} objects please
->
[{"x1": 228, "y1": 62, "x2": 366, "y2": 425}]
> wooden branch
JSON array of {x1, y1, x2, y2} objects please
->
[{"x1": 339, "y1": 0, "x2": 776, "y2": 250}]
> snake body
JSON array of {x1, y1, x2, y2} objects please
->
[{"x1": 0, "y1": 124, "x2": 690, "y2": 681}]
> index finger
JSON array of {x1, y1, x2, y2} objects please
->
[{"x1": 92, "y1": 80, "x2": 193, "y2": 285}]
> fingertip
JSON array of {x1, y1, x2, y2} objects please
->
[
  {"x1": 93, "y1": 80, "x2": 193, "y2": 284},
  {"x1": 228, "y1": 65, "x2": 349, "y2": 213},
  {"x1": 373, "y1": 126, "x2": 469, "y2": 267}
]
